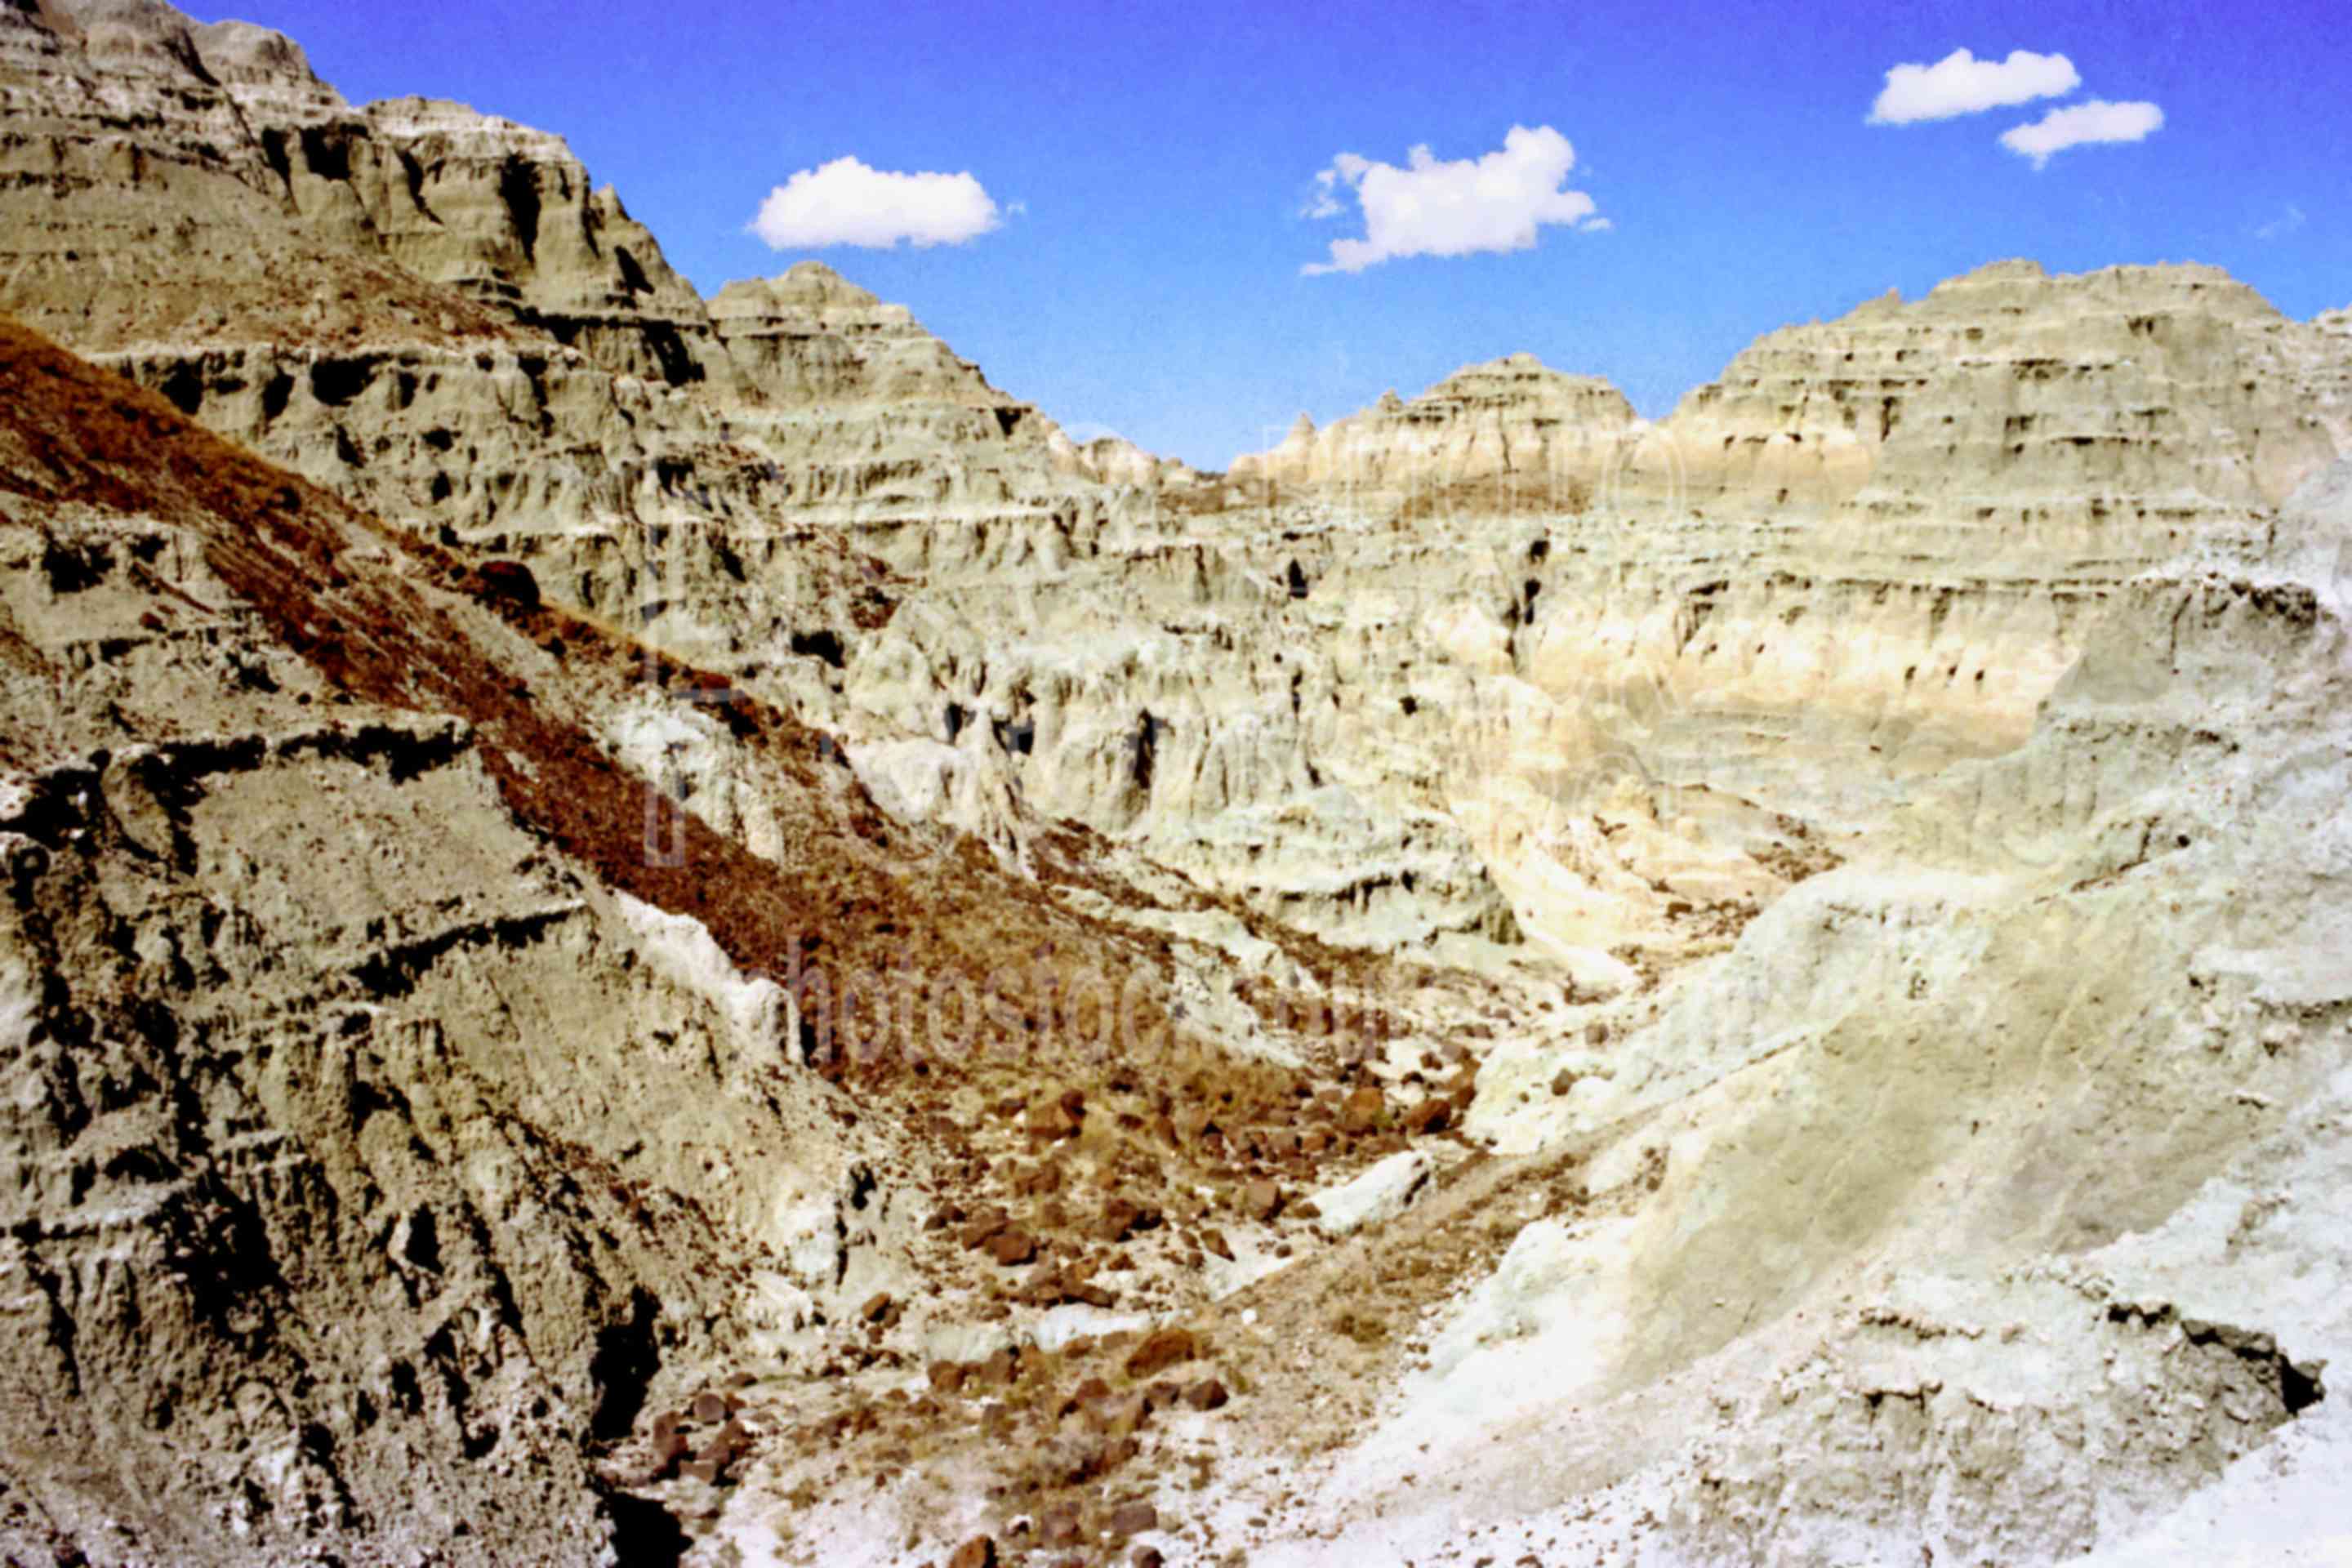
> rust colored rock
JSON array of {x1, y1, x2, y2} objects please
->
[
  {"x1": 1182, "y1": 1377, "x2": 1229, "y2": 1410},
  {"x1": 1123, "y1": 1326, "x2": 1198, "y2": 1379},
  {"x1": 1097, "y1": 1391, "x2": 1151, "y2": 1439},
  {"x1": 1241, "y1": 1179, "x2": 1284, "y2": 1221},
  {"x1": 947, "y1": 1537, "x2": 996, "y2": 1568},
  {"x1": 1060, "y1": 1374, "x2": 1113, "y2": 1416},
  {"x1": 985, "y1": 1227, "x2": 1040, "y2": 1266},
  {"x1": 1134, "y1": 1550, "x2": 1168, "y2": 1568},
  {"x1": 1107, "y1": 1500, "x2": 1158, "y2": 1538},
  {"x1": 960, "y1": 1205, "x2": 1011, "y2": 1250},
  {"x1": 1058, "y1": 1276, "x2": 1118, "y2": 1310},
  {"x1": 1339, "y1": 1085, "x2": 1386, "y2": 1135},
  {"x1": 1014, "y1": 1160, "x2": 1065, "y2": 1196},
  {"x1": 1026, "y1": 1096, "x2": 1082, "y2": 1141},
  {"x1": 1098, "y1": 1195, "x2": 1143, "y2": 1241},
  {"x1": 1027, "y1": 1265, "x2": 1116, "y2": 1309},
  {"x1": 1290, "y1": 1198, "x2": 1322, "y2": 1220},
  {"x1": 1040, "y1": 1504, "x2": 1082, "y2": 1548},
  {"x1": 474, "y1": 558, "x2": 540, "y2": 612},
  {"x1": 645, "y1": 1428, "x2": 688, "y2": 1481},
  {"x1": 927, "y1": 1360, "x2": 969, "y2": 1396},
  {"x1": 697, "y1": 1419, "x2": 750, "y2": 1463},
  {"x1": 859, "y1": 1290, "x2": 894, "y2": 1323},
  {"x1": 1050, "y1": 1439, "x2": 1095, "y2": 1485},
  {"x1": 1404, "y1": 1098, "x2": 1451, "y2": 1135},
  {"x1": 1201, "y1": 1229, "x2": 1234, "y2": 1262}
]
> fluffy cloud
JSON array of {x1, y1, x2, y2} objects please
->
[
  {"x1": 749, "y1": 156, "x2": 1000, "y2": 250},
  {"x1": 1998, "y1": 100, "x2": 2164, "y2": 168},
  {"x1": 1869, "y1": 47, "x2": 2080, "y2": 124},
  {"x1": 1302, "y1": 125, "x2": 1597, "y2": 277}
]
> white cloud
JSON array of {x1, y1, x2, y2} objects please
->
[
  {"x1": 1302, "y1": 125, "x2": 1597, "y2": 277},
  {"x1": 1869, "y1": 47, "x2": 2080, "y2": 124},
  {"x1": 1998, "y1": 100, "x2": 2164, "y2": 168},
  {"x1": 2255, "y1": 203, "x2": 2306, "y2": 240},
  {"x1": 748, "y1": 155, "x2": 1000, "y2": 250}
]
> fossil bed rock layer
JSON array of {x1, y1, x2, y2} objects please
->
[{"x1": 3, "y1": 2, "x2": 2352, "y2": 1565}]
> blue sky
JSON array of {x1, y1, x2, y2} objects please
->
[{"x1": 221, "y1": 0, "x2": 2345, "y2": 468}]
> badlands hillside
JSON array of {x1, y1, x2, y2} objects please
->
[{"x1": 4, "y1": 2, "x2": 2352, "y2": 1565}]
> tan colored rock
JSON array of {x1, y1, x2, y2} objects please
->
[{"x1": 1231, "y1": 354, "x2": 1635, "y2": 506}]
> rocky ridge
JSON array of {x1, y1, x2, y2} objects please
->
[
  {"x1": 0, "y1": 312, "x2": 1481, "y2": 1566},
  {"x1": 1225, "y1": 256, "x2": 2352, "y2": 961}
]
